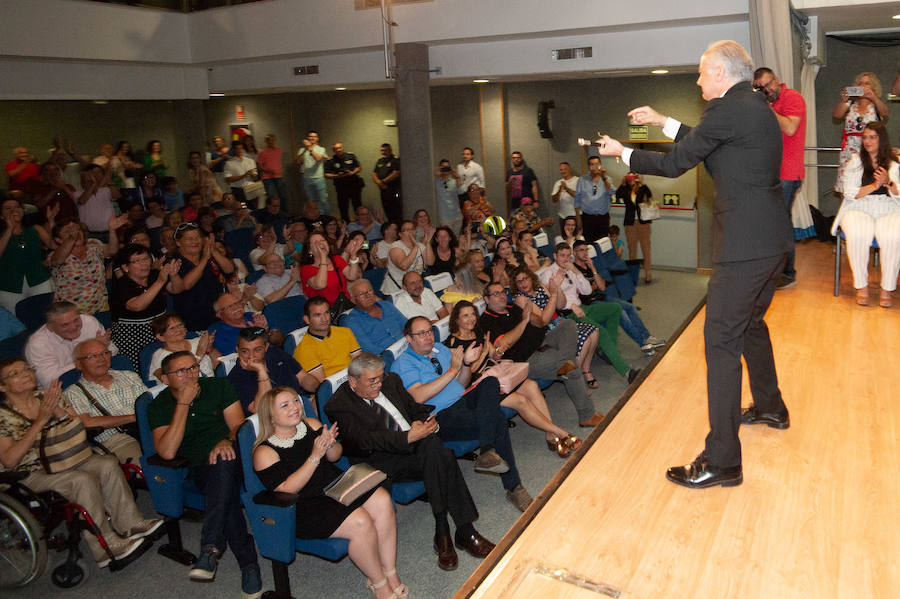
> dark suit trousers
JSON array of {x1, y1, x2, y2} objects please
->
[
  {"x1": 363, "y1": 435, "x2": 477, "y2": 526},
  {"x1": 703, "y1": 253, "x2": 787, "y2": 468},
  {"x1": 436, "y1": 376, "x2": 521, "y2": 492}
]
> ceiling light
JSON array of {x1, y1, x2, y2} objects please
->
[
  {"x1": 92, "y1": 100, "x2": 108, "y2": 105},
  {"x1": 473, "y1": 79, "x2": 490, "y2": 84},
  {"x1": 209, "y1": 92, "x2": 225, "y2": 97},
  {"x1": 651, "y1": 69, "x2": 669, "y2": 75},
  {"x1": 893, "y1": 14, "x2": 900, "y2": 19},
  {"x1": 335, "y1": 87, "x2": 347, "y2": 91}
]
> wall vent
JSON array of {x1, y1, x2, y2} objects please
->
[
  {"x1": 551, "y1": 47, "x2": 592, "y2": 60},
  {"x1": 294, "y1": 65, "x2": 320, "y2": 76}
]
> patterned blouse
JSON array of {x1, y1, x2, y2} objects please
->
[
  {"x1": 0, "y1": 396, "x2": 74, "y2": 473},
  {"x1": 53, "y1": 239, "x2": 107, "y2": 315}
]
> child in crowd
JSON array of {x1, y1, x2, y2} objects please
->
[
  {"x1": 183, "y1": 191, "x2": 203, "y2": 222},
  {"x1": 609, "y1": 225, "x2": 624, "y2": 258},
  {"x1": 161, "y1": 176, "x2": 184, "y2": 211}
]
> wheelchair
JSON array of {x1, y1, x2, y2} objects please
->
[{"x1": 0, "y1": 462, "x2": 153, "y2": 590}]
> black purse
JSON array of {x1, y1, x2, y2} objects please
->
[{"x1": 328, "y1": 257, "x2": 354, "y2": 324}]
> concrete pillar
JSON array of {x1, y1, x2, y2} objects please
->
[
  {"x1": 394, "y1": 43, "x2": 435, "y2": 220},
  {"x1": 478, "y1": 83, "x2": 510, "y2": 218}
]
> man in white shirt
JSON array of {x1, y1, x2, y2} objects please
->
[
  {"x1": 223, "y1": 141, "x2": 258, "y2": 204},
  {"x1": 255, "y1": 254, "x2": 303, "y2": 304},
  {"x1": 392, "y1": 272, "x2": 449, "y2": 323},
  {"x1": 551, "y1": 161, "x2": 579, "y2": 231},
  {"x1": 25, "y1": 301, "x2": 118, "y2": 389},
  {"x1": 296, "y1": 130, "x2": 329, "y2": 215},
  {"x1": 456, "y1": 147, "x2": 485, "y2": 206},
  {"x1": 74, "y1": 164, "x2": 120, "y2": 237}
]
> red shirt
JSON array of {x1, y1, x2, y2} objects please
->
[
  {"x1": 4, "y1": 160, "x2": 41, "y2": 193},
  {"x1": 771, "y1": 84, "x2": 806, "y2": 181},
  {"x1": 301, "y1": 255, "x2": 348, "y2": 304},
  {"x1": 257, "y1": 147, "x2": 283, "y2": 180}
]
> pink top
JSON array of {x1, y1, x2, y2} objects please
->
[
  {"x1": 771, "y1": 84, "x2": 806, "y2": 181},
  {"x1": 257, "y1": 147, "x2": 283, "y2": 180}
]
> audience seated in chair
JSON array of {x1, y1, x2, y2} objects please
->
[
  {"x1": 479, "y1": 282, "x2": 605, "y2": 428},
  {"x1": 209, "y1": 292, "x2": 276, "y2": 355},
  {"x1": 25, "y1": 300, "x2": 119, "y2": 389},
  {"x1": 253, "y1": 386, "x2": 406, "y2": 599},
  {"x1": 344, "y1": 279, "x2": 407, "y2": 355},
  {"x1": 146, "y1": 313, "x2": 219, "y2": 386},
  {"x1": 324, "y1": 352, "x2": 496, "y2": 572},
  {"x1": 62, "y1": 339, "x2": 147, "y2": 464},
  {"x1": 390, "y1": 316, "x2": 533, "y2": 512},
  {"x1": 226, "y1": 327, "x2": 317, "y2": 415},
  {"x1": 256, "y1": 253, "x2": 303, "y2": 304},
  {"x1": 294, "y1": 295, "x2": 361, "y2": 384},
  {"x1": 0, "y1": 357, "x2": 161, "y2": 568},
  {"x1": 392, "y1": 271, "x2": 448, "y2": 323},
  {"x1": 148, "y1": 351, "x2": 262, "y2": 597}
]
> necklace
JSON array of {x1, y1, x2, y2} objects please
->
[{"x1": 267, "y1": 421, "x2": 307, "y2": 448}]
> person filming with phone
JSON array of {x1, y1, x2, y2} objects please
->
[{"x1": 833, "y1": 72, "x2": 889, "y2": 196}]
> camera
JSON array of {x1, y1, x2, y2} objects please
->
[
  {"x1": 845, "y1": 86, "x2": 864, "y2": 97},
  {"x1": 440, "y1": 166, "x2": 451, "y2": 173}
]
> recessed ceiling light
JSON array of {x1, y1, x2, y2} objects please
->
[
  {"x1": 651, "y1": 69, "x2": 669, "y2": 75},
  {"x1": 335, "y1": 87, "x2": 347, "y2": 91},
  {"x1": 92, "y1": 100, "x2": 108, "y2": 105},
  {"x1": 893, "y1": 14, "x2": 900, "y2": 19},
  {"x1": 473, "y1": 79, "x2": 490, "y2": 84},
  {"x1": 209, "y1": 92, "x2": 225, "y2": 97}
]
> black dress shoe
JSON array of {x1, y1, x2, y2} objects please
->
[
  {"x1": 454, "y1": 529, "x2": 495, "y2": 558},
  {"x1": 433, "y1": 535, "x2": 458, "y2": 571},
  {"x1": 666, "y1": 454, "x2": 742, "y2": 489},
  {"x1": 741, "y1": 405, "x2": 790, "y2": 429}
]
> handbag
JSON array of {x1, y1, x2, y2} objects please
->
[
  {"x1": 39, "y1": 417, "x2": 94, "y2": 474},
  {"x1": 323, "y1": 463, "x2": 387, "y2": 506},
  {"x1": 480, "y1": 359, "x2": 529, "y2": 394},
  {"x1": 640, "y1": 200, "x2": 661, "y2": 221},
  {"x1": 74, "y1": 383, "x2": 140, "y2": 445},
  {"x1": 328, "y1": 256, "x2": 354, "y2": 324}
]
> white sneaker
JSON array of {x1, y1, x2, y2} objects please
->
[
  {"x1": 641, "y1": 336, "x2": 666, "y2": 353},
  {"x1": 96, "y1": 537, "x2": 146, "y2": 568},
  {"x1": 125, "y1": 518, "x2": 164, "y2": 540}
]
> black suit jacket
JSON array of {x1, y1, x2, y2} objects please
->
[
  {"x1": 324, "y1": 372, "x2": 433, "y2": 458},
  {"x1": 629, "y1": 81, "x2": 792, "y2": 264}
]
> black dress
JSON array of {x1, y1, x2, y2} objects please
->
[
  {"x1": 254, "y1": 422, "x2": 376, "y2": 539},
  {"x1": 428, "y1": 249, "x2": 456, "y2": 276},
  {"x1": 109, "y1": 270, "x2": 168, "y2": 371}
]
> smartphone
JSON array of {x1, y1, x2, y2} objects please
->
[
  {"x1": 845, "y1": 86, "x2": 864, "y2": 97},
  {"x1": 425, "y1": 412, "x2": 437, "y2": 422}
]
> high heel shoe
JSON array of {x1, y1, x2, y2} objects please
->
[
  {"x1": 856, "y1": 287, "x2": 869, "y2": 306},
  {"x1": 880, "y1": 290, "x2": 892, "y2": 308},
  {"x1": 367, "y1": 578, "x2": 402, "y2": 599},
  {"x1": 546, "y1": 435, "x2": 583, "y2": 458},
  {"x1": 382, "y1": 569, "x2": 408, "y2": 599}
]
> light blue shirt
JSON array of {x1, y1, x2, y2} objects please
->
[
  {"x1": 391, "y1": 342, "x2": 462, "y2": 413},
  {"x1": 344, "y1": 301, "x2": 407, "y2": 355},
  {"x1": 574, "y1": 174, "x2": 612, "y2": 215}
]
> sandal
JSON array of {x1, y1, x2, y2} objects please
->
[
  {"x1": 367, "y1": 578, "x2": 402, "y2": 599},
  {"x1": 553, "y1": 435, "x2": 583, "y2": 458},
  {"x1": 856, "y1": 287, "x2": 869, "y2": 306},
  {"x1": 880, "y1": 290, "x2": 892, "y2": 308},
  {"x1": 584, "y1": 373, "x2": 600, "y2": 389},
  {"x1": 383, "y1": 569, "x2": 408, "y2": 599}
]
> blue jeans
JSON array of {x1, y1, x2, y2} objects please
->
[
  {"x1": 609, "y1": 298, "x2": 651, "y2": 345},
  {"x1": 262, "y1": 177, "x2": 289, "y2": 202},
  {"x1": 781, "y1": 179, "x2": 801, "y2": 278},
  {"x1": 304, "y1": 177, "x2": 329, "y2": 215},
  {"x1": 192, "y1": 457, "x2": 258, "y2": 569},
  {"x1": 436, "y1": 376, "x2": 521, "y2": 492}
]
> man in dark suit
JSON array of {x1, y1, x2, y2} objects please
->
[
  {"x1": 598, "y1": 40, "x2": 792, "y2": 489},
  {"x1": 324, "y1": 352, "x2": 494, "y2": 571}
]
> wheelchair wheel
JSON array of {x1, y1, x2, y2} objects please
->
[
  {"x1": 50, "y1": 557, "x2": 89, "y2": 589},
  {"x1": 0, "y1": 491, "x2": 48, "y2": 588}
]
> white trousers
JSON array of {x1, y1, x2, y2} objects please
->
[{"x1": 841, "y1": 209, "x2": 900, "y2": 291}]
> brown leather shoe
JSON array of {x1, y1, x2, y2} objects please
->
[
  {"x1": 454, "y1": 529, "x2": 495, "y2": 558},
  {"x1": 578, "y1": 413, "x2": 604, "y2": 428},
  {"x1": 556, "y1": 361, "x2": 578, "y2": 377},
  {"x1": 433, "y1": 535, "x2": 458, "y2": 571}
]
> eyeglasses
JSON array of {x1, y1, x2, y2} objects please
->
[
  {"x1": 409, "y1": 329, "x2": 433, "y2": 338},
  {"x1": 488, "y1": 290, "x2": 506, "y2": 297},
  {"x1": 514, "y1": 276, "x2": 530, "y2": 284},
  {"x1": 354, "y1": 289, "x2": 375, "y2": 298},
  {"x1": 76, "y1": 350, "x2": 111, "y2": 361},
  {"x1": 3, "y1": 366, "x2": 34, "y2": 380},
  {"x1": 129, "y1": 256, "x2": 152, "y2": 265},
  {"x1": 165, "y1": 322, "x2": 186, "y2": 333},
  {"x1": 429, "y1": 356, "x2": 443, "y2": 376},
  {"x1": 217, "y1": 301, "x2": 243, "y2": 313},
  {"x1": 165, "y1": 364, "x2": 200, "y2": 377}
]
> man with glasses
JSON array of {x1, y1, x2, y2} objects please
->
[
  {"x1": 148, "y1": 350, "x2": 262, "y2": 598},
  {"x1": 63, "y1": 339, "x2": 148, "y2": 463},
  {"x1": 227, "y1": 327, "x2": 317, "y2": 415},
  {"x1": 325, "y1": 352, "x2": 495, "y2": 571},
  {"x1": 479, "y1": 282, "x2": 604, "y2": 428},
  {"x1": 25, "y1": 300, "x2": 118, "y2": 389},
  {"x1": 753, "y1": 67, "x2": 806, "y2": 290},
  {"x1": 344, "y1": 279, "x2": 407, "y2": 355},
  {"x1": 391, "y1": 316, "x2": 533, "y2": 513},
  {"x1": 574, "y1": 155, "x2": 613, "y2": 242},
  {"x1": 209, "y1": 292, "x2": 270, "y2": 355}
]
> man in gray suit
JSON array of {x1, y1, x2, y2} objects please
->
[{"x1": 598, "y1": 40, "x2": 792, "y2": 489}]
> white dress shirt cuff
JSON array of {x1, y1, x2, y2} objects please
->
[
  {"x1": 662, "y1": 117, "x2": 681, "y2": 139},
  {"x1": 621, "y1": 148, "x2": 633, "y2": 166}
]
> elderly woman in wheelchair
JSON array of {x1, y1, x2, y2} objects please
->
[{"x1": 0, "y1": 356, "x2": 160, "y2": 579}]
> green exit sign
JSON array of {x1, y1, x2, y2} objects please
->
[
  {"x1": 628, "y1": 125, "x2": 649, "y2": 141},
  {"x1": 662, "y1": 194, "x2": 680, "y2": 206}
]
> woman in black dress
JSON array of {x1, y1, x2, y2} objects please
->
[{"x1": 253, "y1": 387, "x2": 407, "y2": 599}]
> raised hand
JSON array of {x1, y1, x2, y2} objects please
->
[
  {"x1": 38, "y1": 381, "x2": 63, "y2": 424},
  {"x1": 96, "y1": 328, "x2": 112, "y2": 346},
  {"x1": 549, "y1": 270, "x2": 565, "y2": 290},
  {"x1": 449, "y1": 346, "x2": 464, "y2": 373},
  {"x1": 462, "y1": 342, "x2": 482, "y2": 365},
  {"x1": 627, "y1": 105, "x2": 667, "y2": 127},
  {"x1": 251, "y1": 312, "x2": 269, "y2": 329}
]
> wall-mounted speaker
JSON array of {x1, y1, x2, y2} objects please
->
[{"x1": 538, "y1": 100, "x2": 555, "y2": 138}]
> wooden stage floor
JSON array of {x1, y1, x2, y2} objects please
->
[{"x1": 457, "y1": 242, "x2": 900, "y2": 599}]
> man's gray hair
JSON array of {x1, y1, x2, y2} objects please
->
[
  {"x1": 348, "y1": 352, "x2": 386, "y2": 377},
  {"x1": 73, "y1": 338, "x2": 107, "y2": 359},
  {"x1": 703, "y1": 40, "x2": 753, "y2": 83},
  {"x1": 348, "y1": 278, "x2": 372, "y2": 298},
  {"x1": 45, "y1": 300, "x2": 78, "y2": 321}
]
